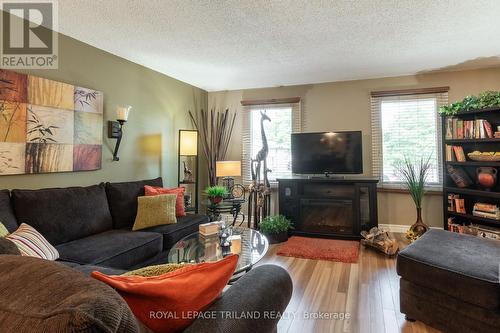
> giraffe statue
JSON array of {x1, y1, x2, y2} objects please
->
[
  {"x1": 248, "y1": 111, "x2": 272, "y2": 229},
  {"x1": 252, "y1": 111, "x2": 270, "y2": 180}
]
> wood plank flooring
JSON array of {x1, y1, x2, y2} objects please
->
[{"x1": 256, "y1": 235, "x2": 440, "y2": 333}]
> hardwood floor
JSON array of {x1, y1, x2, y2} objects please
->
[{"x1": 257, "y1": 235, "x2": 440, "y2": 333}]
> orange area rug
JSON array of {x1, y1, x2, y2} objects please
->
[{"x1": 277, "y1": 236, "x2": 359, "y2": 263}]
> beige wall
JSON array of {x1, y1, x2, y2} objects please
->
[
  {"x1": 209, "y1": 67, "x2": 500, "y2": 228},
  {"x1": 0, "y1": 31, "x2": 207, "y2": 191}
]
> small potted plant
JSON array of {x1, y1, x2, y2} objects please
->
[
  {"x1": 204, "y1": 186, "x2": 228, "y2": 205},
  {"x1": 260, "y1": 215, "x2": 293, "y2": 244}
]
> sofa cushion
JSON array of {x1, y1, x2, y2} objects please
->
[
  {"x1": 132, "y1": 194, "x2": 177, "y2": 231},
  {"x1": 56, "y1": 229, "x2": 163, "y2": 269},
  {"x1": 11, "y1": 184, "x2": 112, "y2": 245},
  {"x1": 0, "y1": 190, "x2": 17, "y2": 233},
  {"x1": 397, "y1": 229, "x2": 500, "y2": 310},
  {"x1": 91, "y1": 254, "x2": 239, "y2": 333},
  {"x1": 6, "y1": 223, "x2": 59, "y2": 260},
  {"x1": 0, "y1": 255, "x2": 142, "y2": 332},
  {"x1": 106, "y1": 177, "x2": 163, "y2": 229},
  {"x1": 143, "y1": 214, "x2": 209, "y2": 250}
]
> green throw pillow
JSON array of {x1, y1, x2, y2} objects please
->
[
  {"x1": 122, "y1": 263, "x2": 188, "y2": 277},
  {"x1": 0, "y1": 222, "x2": 9, "y2": 237}
]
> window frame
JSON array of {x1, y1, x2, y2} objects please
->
[
  {"x1": 241, "y1": 102, "x2": 302, "y2": 185},
  {"x1": 370, "y1": 91, "x2": 448, "y2": 191}
]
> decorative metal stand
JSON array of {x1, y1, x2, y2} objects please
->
[{"x1": 248, "y1": 111, "x2": 272, "y2": 229}]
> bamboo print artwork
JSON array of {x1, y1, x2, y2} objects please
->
[
  {"x1": 0, "y1": 69, "x2": 103, "y2": 175},
  {"x1": 0, "y1": 101, "x2": 26, "y2": 142}
]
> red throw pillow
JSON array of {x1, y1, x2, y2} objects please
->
[
  {"x1": 144, "y1": 185, "x2": 186, "y2": 217},
  {"x1": 92, "y1": 254, "x2": 238, "y2": 333}
]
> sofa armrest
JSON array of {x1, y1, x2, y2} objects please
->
[{"x1": 184, "y1": 264, "x2": 292, "y2": 333}]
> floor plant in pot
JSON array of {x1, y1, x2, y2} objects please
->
[
  {"x1": 396, "y1": 156, "x2": 432, "y2": 241},
  {"x1": 260, "y1": 215, "x2": 293, "y2": 244},
  {"x1": 204, "y1": 186, "x2": 228, "y2": 205}
]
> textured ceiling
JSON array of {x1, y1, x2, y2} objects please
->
[{"x1": 57, "y1": 0, "x2": 500, "y2": 91}]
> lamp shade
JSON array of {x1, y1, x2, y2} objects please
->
[
  {"x1": 216, "y1": 161, "x2": 241, "y2": 177},
  {"x1": 179, "y1": 130, "x2": 198, "y2": 156},
  {"x1": 116, "y1": 105, "x2": 131, "y2": 121}
]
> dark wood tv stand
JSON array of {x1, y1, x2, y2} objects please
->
[{"x1": 277, "y1": 177, "x2": 379, "y2": 239}]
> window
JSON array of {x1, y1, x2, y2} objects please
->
[
  {"x1": 371, "y1": 90, "x2": 448, "y2": 188},
  {"x1": 242, "y1": 102, "x2": 301, "y2": 183}
]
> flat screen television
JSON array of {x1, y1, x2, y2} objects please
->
[{"x1": 291, "y1": 131, "x2": 363, "y2": 174}]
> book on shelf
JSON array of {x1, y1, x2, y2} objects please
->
[
  {"x1": 445, "y1": 117, "x2": 494, "y2": 139},
  {"x1": 446, "y1": 164, "x2": 473, "y2": 188},
  {"x1": 452, "y1": 146, "x2": 466, "y2": 162},
  {"x1": 445, "y1": 145, "x2": 466, "y2": 162},
  {"x1": 454, "y1": 198, "x2": 466, "y2": 214},
  {"x1": 447, "y1": 194, "x2": 458, "y2": 212},
  {"x1": 447, "y1": 194, "x2": 465, "y2": 213}
]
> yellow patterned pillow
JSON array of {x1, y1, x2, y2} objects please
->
[
  {"x1": 122, "y1": 263, "x2": 188, "y2": 277},
  {"x1": 0, "y1": 222, "x2": 9, "y2": 237},
  {"x1": 132, "y1": 194, "x2": 177, "y2": 231}
]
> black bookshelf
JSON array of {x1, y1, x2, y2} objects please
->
[{"x1": 442, "y1": 107, "x2": 500, "y2": 230}]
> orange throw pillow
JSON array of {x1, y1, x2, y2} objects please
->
[
  {"x1": 91, "y1": 254, "x2": 238, "y2": 333},
  {"x1": 144, "y1": 185, "x2": 186, "y2": 217}
]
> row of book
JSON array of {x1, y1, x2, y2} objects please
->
[
  {"x1": 472, "y1": 202, "x2": 500, "y2": 220},
  {"x1": 447, "y1": 218, "x2": 500, "y2": 241},
  {"x1": 448, "y1": 195, "x2": 500, "y2": 221},
  {"x1": 445, "y1": 145, "x2": 466, "y2": 162},
  {"x1": 445, "y1": 118, "x2": 494, "y2": 139}
]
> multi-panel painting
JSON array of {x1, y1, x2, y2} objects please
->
[{"x1": 0, "y1": 69, "x2": 103, "y2": 175}]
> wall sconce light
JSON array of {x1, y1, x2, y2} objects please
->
[{"x1": 108, "y1": 105, "x2": 131, "y2": 161}]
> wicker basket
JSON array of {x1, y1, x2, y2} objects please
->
[{"x1": 467, "y1": 154, "x2": 500, "y2": 162}]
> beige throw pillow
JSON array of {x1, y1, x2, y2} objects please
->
[{"x1": 132, "y1": 194, "x2": 177, "y2": 231}]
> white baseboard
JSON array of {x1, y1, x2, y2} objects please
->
[{"x1": 378, "y1": 223, "x2": 443, "y2": 233}]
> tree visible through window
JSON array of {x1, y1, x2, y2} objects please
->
[
  {"x1": 380, "y1": 97, "x2": 440, "y2": 184},
  {"x1": 250, "y1": 107, "x2": 292, "y2": 182}
]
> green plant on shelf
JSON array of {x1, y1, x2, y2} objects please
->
[
  {"x1": 260, "y1": 215, "x2": 293, "y2": 235},
  {"x1": 439, "y1": 91, "x2": 500, "y2": 116},
  {"x1": 204, "y1": 186, "x2": 228, "y2": 198}
]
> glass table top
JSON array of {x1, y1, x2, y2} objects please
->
[{"x1": 167, "y1": 227, "x2": 269, "y2": 274}]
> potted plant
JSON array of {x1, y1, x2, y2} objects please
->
[
  {"x1": 260, "y1": 215, "x2": 293, "y2": 244},
  {"x1": 396, "y1": 156, "x2": 432, "y2": 240},
  {"x1": 204, "y1": 186, "x2": 228, "y2": 205}
]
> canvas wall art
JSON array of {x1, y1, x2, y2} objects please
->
[{"x1": 0, "y1": 69, "x2": 103, "y2": 175}]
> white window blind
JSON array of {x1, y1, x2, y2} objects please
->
[
  {"x1": 371, "y1": 91, "x2": 448, "y2": 188},
  {"x1": 242, "y1": 102, "x2": 301, "y2": 184}
]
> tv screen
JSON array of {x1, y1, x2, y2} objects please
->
[{"x1": 291, "y1": 131, "x2": 363, "y2": 174}]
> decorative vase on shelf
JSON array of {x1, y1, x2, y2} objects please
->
[
  {"x1": 476, "y1": 167, "x2": 497, "y2": 191},
  {"x1": 410, "y1": 207, "x2": 429, "y2": 237}
]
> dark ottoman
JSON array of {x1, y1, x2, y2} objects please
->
[{"x1": 397, "y1": 229, "x2": 500, "y2": 333}]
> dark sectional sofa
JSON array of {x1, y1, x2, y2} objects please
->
[
  {"x1": 0, "y1": 177, "x2": 293, "y2": 332},
  {"x1": 1, "y1": 177, "x2": 206, "y2": 270}
]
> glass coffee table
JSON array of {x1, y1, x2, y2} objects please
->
[{"x1": 167, "y1": 226, "x2": 269, "y2": 280}]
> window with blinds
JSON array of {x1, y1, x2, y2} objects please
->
[
  {"x1": 241, "y1": 102, "x2": 301, "y2": 184},
  {"x1": 370, "y1": 89, "x2": 448, "y2": 188}
]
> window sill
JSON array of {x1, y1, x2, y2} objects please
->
[{"x1": 377, "y1": 187, "x2": 443, "y2": 196}]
